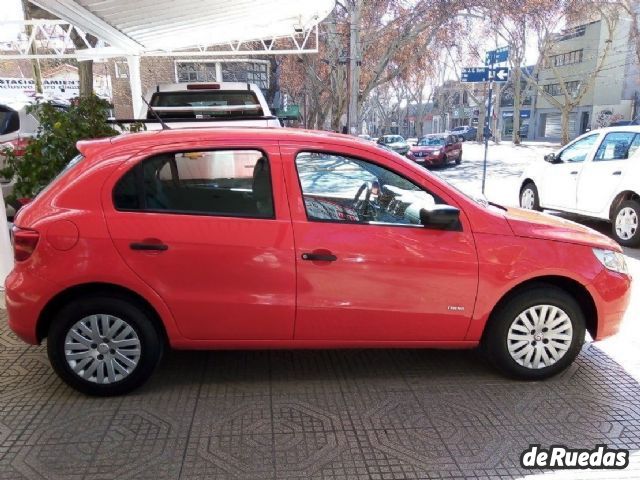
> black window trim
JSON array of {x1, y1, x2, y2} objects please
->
[
  {"x1": 113, "y1": 147, "x2": 277, "y2": 220},
  {"x1": 292, "y1": 148, "x2": 462, "y2": 231}
]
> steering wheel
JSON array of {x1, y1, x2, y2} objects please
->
[{"x1": 353, "y1": 181, "x2": 376, "y2": 220}]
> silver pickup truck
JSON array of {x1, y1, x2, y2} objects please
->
[{"x1": 116, "y1": 81, "x2": 282, "y2": 130}]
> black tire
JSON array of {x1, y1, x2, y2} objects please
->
[
  {"x1": 47, "y1": 295, "x2": 164, "y2": 396},
  {"x1": 482, "y1": 285, "x2": 585, "y2": 380},
  {"x1": 455, "y1": 151, "x2": 462, "y2": 165},
  {"x1": 612, "y1": 200, "x2": 640, "y2": 247},
  {"x1": 520, "y1": 182, "x2": 541, "y2": 211}
]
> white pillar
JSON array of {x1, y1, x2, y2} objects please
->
[
  {"x1": 0, "y1": 193, "x2": 13, "y2": 291},
  {"x1": 127, "y1": 55, "x2": 142, "y2": 118},
  {"x1": 215, "y1": 63, "x2": 223, "y2": 82}
]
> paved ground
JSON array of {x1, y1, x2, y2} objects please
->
[
  {"x1": 2, "y1": 140, "x2": 640, "y2": 479},
  {"x1": 1, "y1": 312, "x2": 640, "y2": 480}
]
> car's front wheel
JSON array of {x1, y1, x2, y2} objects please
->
[
  {"x1": 47, "y1": 295, "x2": 163, "y2": 396},
  {"x1": 520, "y1": 182, "x2": 541, "y2": 211},
  {"x1": 613, "y1": 200, "x2": 640, "y2": 247},
  {"x1": 455, "y1": 151, "x2": 462, "y2": 165},
  {"x1": 483, "y1": 285, "x2": 585, "y2": 380}
]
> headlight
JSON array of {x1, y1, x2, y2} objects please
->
[{"x1": 593, "y1": 248, "x2": 628, "y2": 275}]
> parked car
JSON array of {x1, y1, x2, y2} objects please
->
[
  {"x1": 6, "y1": 128, "x2": 630, "y2": 395},
  {"x1": 407, "y1": 134, "x2": 462, "y2": 167},
  {"x1": 376, "y1": 134, "x2": 410, "y2": 155},
  {"x1": 1, "y1": 99, "x2": 68, "y2": 218},
  {"x1": 450, "y1": 125, "x2": 476, "y2": 142},
  {"x1": 114, "y1": 82, "x2": 281, "y2": 131},
  {"x1": 519, "y1": 126, "x2": 640, "y2": 246}
]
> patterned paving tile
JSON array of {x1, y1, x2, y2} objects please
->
[{"x1": 1, "y1": 309, "x2": 640, "y2": 479}]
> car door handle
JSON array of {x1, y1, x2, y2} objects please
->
[
  {"x1": 130, "y1": 242, "x2": 168, "y2": 251},
  {"x1": 301, "y1": 252, "x2": 337, "y2": 262},
  {"x1": 613, "y1": 171, "x2": 622, "y2": 176},
  {"x1": 570, "y1": 171, "x2": 579, "y2": 175}
]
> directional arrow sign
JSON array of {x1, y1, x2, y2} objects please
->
[
  {"x1": 461, "y1": 67, "x2": 489, "y2": 82},
  {"x1": 491, "y1": 67, "x2": 509, "y2": 82}
]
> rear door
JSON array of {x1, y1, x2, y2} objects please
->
[
  {"x1": 103, "y1": 141, "x2": 296, "y2": 341},
  {"x1": 576, "y1": 132, "x2": 640, "y2": 214}
]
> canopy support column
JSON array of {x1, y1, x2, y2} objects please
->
[{"x1": 127, "y1": 55, "x2": 142, "y2": 117}]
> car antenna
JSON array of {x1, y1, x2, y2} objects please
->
[{"x1": 141, "y1": 95, "x2": 171, "y2": 130}]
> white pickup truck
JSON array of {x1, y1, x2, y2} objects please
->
[
  {"x1": 519, "y1": 126, "x2": 640, "y2": 246},
  {"x1": 115, "y1": 81, "x2": 281, "y2": 130}
]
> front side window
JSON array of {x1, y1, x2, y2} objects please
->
[
  {"x1": 594, "y1": 132, "x2": 639, "y2": 161},
  {"x1": 295, "y1": 152, "x2": 445, "y2": 226},
  {"x1": 113, "y1": 149, "x2": 274, "y2": 218},
  {"x1": 557, "y1": 134, "x2": 598, "y2": 163}
]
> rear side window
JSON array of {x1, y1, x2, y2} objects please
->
[
  {"x1": 113, "y1": 149, "x2": 274, "y2": 218},
  {"x1": 148, "y1": 90, "x2": 263, "y2": 119},
  {"x1": 0, "y1": 107, "x2": 19, "y2": 135},
  {"x1": 594, "y1": 132, "x2": 639, "y2": 161}
]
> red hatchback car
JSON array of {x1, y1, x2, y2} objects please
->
[
  {"x1": 5, "y1": 128, "x2": 631, "y2": 395},
  {"x1": 407, "y1": 134, "x2": 462, "y2": 167}
]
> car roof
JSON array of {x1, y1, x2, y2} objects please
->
[{"x1": 77, "y1": 127, "x2": 379, "y2": 156}]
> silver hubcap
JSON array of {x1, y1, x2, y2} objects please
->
[
  {"x1": 64, "y1": 314, "x2": 141, "y2": 384},
  {"x1": 521, "y1": 188, "x2": 535, "y2": 209},
  {"x1": 507, "y1": 305, "x2": 573, "y2": 369},
  {"x1": 615, "y1": 207, "x2": 638, "y2": 240}
]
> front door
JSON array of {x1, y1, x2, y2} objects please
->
[
  {"x1": 540, "y1": 133, "x2": 599, "y2": 210},
  {"x1": 103, "y1": 143, "x2": 296, "y2": 340},
  {"x1": 577, "y1": 131, "x2": 640, "y2": 214},
  {"x1": 281, "y1": 145, "x2": 479, "y2": 342}
]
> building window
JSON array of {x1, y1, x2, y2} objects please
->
[
  {"x1": 175, "y1": 61, "x2": 270, "y2": 91},
  {"x1": 221, "y1": 62, "x2": 269, "y2": 90},
  {"x1": 543, "y1": 81, "x2": 580, "y2": 97},
  {"x1": 556, "y1": 25, "x2": 586, "y2": 42},
  {"x1": 547, "y1": 49, "x2": 583, "y2": 68}
]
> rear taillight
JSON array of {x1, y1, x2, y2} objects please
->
[
  {"x1": 2, "y1": 137, "x2": 31, "y2": 157},
  {"x1": 12, "y1": 226, "x2": 39, "y2": 261}
]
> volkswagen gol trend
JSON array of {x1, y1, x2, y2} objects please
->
[{"x1": 5, "y1": 128, "x2": 631, "y2": 396}]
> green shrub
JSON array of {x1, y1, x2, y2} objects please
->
[{"x1": 0, "y1": 95, "x2": 119, "y2": 201}]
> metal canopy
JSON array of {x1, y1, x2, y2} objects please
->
[{"x1": 5, "y1": 0, "x2": 335, "y2": 58}]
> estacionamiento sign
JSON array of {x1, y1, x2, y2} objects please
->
[{"x1": 0, "y1": 77, "x2": 80, "y2": 99}]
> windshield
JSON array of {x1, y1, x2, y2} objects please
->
[
  {"x1": 34, "y1": 154, "x2": 85, "y2": 198},
  {"x1": 149, "y1": 90, "x2": 264, "y2": 119},
  {"x1": 418, "y1": 137, "x2": 445, "y2": 146}
]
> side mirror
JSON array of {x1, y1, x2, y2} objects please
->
[
  {"x1": 420, "y1": 205, "x2": 461, "y2": 230},
  {"x1": 544, "y1": 153, "x2": 557, "y2": 163}
]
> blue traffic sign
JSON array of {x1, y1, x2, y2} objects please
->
[
  {"x1": 461, "y1": 67, "x2": 489, "y2": 82},
  {"x1": 461, "y1": 66, "x2": 509, "y2": 83},
  {"x1": 485, "y1": 47, "x2": 509, "y2": 65},
  {"x1": 491, "y1": 66, "x2": 509, "y2": 82}
]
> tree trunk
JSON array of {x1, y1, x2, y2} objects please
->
[
  {"x1": 512, "y1": 66, "x2": 522, "y2": 145},
  {"x1": 78, "y1": 61, "x2": 94, "y2": 97},
  {"x1": 560, "y1": 107, "x2": 571, "y2": 145}
]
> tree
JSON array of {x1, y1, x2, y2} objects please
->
[{"x1": 280, "y1": 0, "x2": 466, "y2": 133}]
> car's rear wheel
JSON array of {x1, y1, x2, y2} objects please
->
[
  {"x1": 483, "y1": 285, "x2": 585, "y2": 380},
  {"x1": 613, "y1": 200, "x2": 640, "y2": 247},
  {"x1": 520, "y1": 182, "x2": 541, "y2": 211},
  {"x1": 47, "y1": 296, "x2": 163, "y2": 396}
]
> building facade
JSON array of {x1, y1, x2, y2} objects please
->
[{"x1": 530, "y1": 10, "x2": 640, "y2": 142}]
